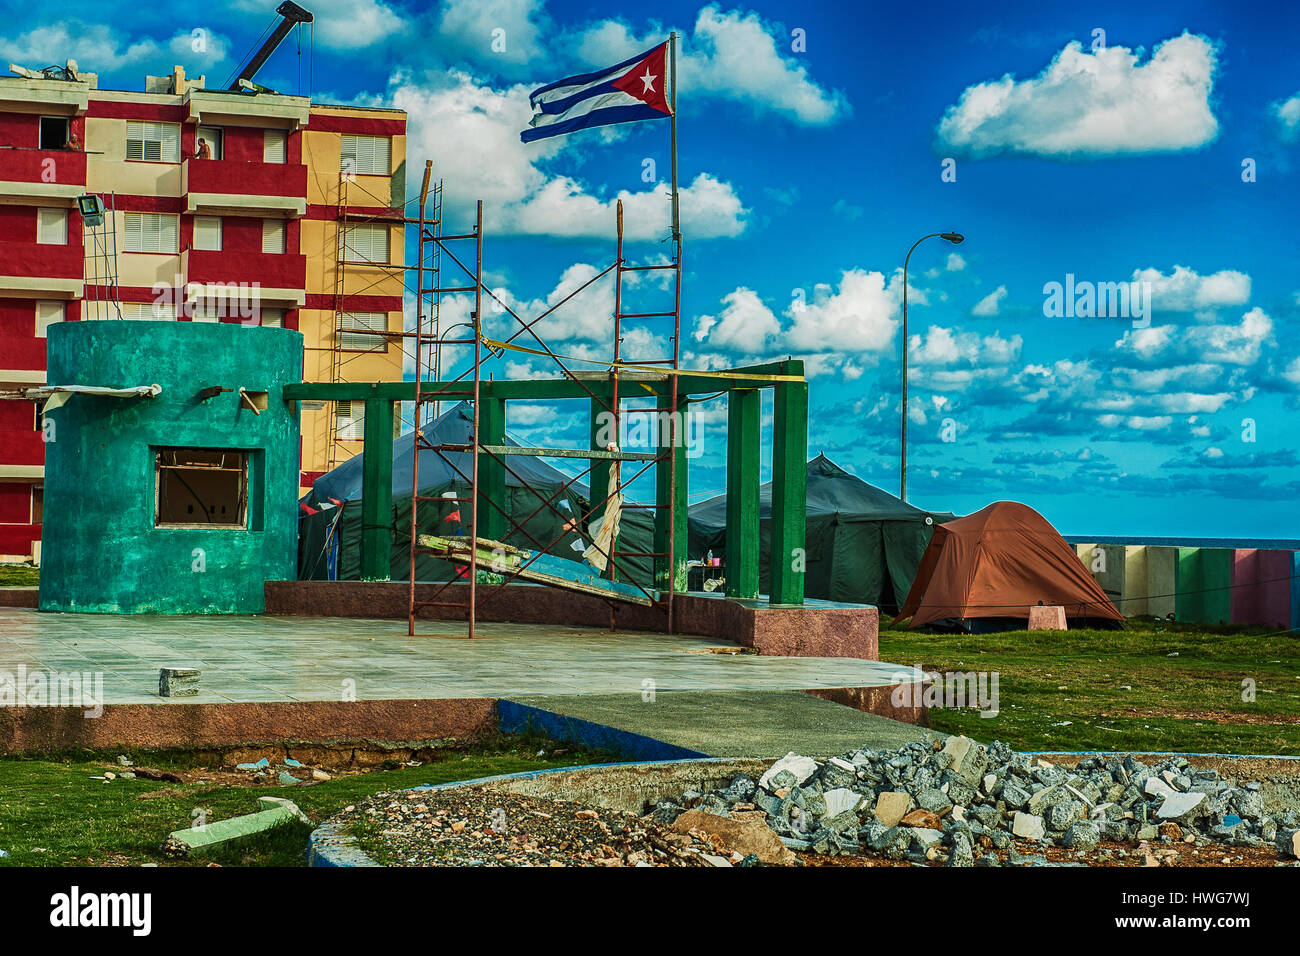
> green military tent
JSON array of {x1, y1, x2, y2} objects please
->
[
  {"x1": 689, "y1": 454, "x2": 955, "y2": 611},
  {"x1": 298, "y1": 402, "x2": 656, "y2": 586}
]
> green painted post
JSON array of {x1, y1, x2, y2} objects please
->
[
  {"x1": 360, "y1": 396, "x2": 394, "y2": 581},
  {"x1": 654, "y1": 393, "x2": 689, "y2": 591},
  {"x1": 478, "y1": 397, "x2": 506, "y2": 542},
  {"x1": 725, "y1": 388, "x2": 760, "y2": 599},
  {"x1": 589, "y1": 393, "x2": 617, "y2": 580},
  {"x1": 769, "y1": 368, "x2": 807, "y2": 605}
]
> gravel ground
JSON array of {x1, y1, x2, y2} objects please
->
[
  {"x1": 340, "y1": 788, "x2": 731, "y2": 866},
  {"x1": 337, "y1": 785, "x2": 1292, "y2": 867}
]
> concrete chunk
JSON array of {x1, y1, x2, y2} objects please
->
[
  {"x1": 164, "y1": 798, "x2": 309, "y2": 856},
  {"x1": 874, "y1": 792, "x2": 912, "y2": 827},
  {"x1": 158, "y1": 666, "x2": 200, "y2": 698},
  {"x1": 758, "y1": 753, "x2": 818, "y2": 791},
  {"x1": 1012, "y1": 812, "x2": 1046, "y2": 840}
]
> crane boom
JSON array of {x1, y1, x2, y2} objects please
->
[{"x1": 228, "y1": 2, "x2": 313, "y2": 91}]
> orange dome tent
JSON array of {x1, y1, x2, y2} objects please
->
[{"x1": 895, "y1": 501, "x2": 1123, "y2": 630}]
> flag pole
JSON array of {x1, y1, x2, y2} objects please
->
[{"x1": 669, "y1": 31, "x2": 680, "y2": 244}]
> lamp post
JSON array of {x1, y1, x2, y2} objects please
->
[{"x1": 901, "y1": 231, "x2": 964, "y2": 502}]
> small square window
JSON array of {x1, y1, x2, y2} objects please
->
[
  {"x1": 155, "y1": 448, "x2": 248, "y2": 527},
  {"x1": 40, "y1": 117, "x2": 70, "y2": 150}
]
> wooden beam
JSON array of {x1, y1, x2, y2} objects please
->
[
  {"x1": 478, "y1": 397, "x2": 506, "y2": 542},
  {"x1": 282, "y1": 360, "x2": 804, "y2": 404},
  {"x1": 653, "y1": 394, "x2": 689, "y2": 591},
  {"x1": 769, "y1": 378, "x2": 808, "y2": 605},
  {"x1": 725, "y1": 388, "x2": 761, "y2": 600},
  {"x1": 359, "y1": 397, "x2": 395, "y2": 582}
]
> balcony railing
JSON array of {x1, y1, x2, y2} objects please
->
[
  {"x1": 183, "y1": 248, "x2": 306, "y2": 308},
  {"x1": 0, "y1": 147, "x2": 86, "y2": 202},
  {"x1": 0, "y1": 240, "x2": 83, "y2": 297},
  {"x1": 183, "y1": 158, "x2": 307, "y2": 215}
]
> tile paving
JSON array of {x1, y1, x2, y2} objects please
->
[{"x1": 0, "y1": 608, "x2": 921, "y2": 705}]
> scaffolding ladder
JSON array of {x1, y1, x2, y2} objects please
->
[{"x1": 405, "y1": 182, "x2": 685, "y2": 637}]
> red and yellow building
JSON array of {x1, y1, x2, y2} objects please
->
[{"x1": 0, "y1": 64, "x2": 407, "y2": 562}]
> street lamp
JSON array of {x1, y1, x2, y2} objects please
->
[{"x1": 901, "y1": 231, "x2": 964, "y2": 503}]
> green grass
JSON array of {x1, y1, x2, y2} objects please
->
[
  {"x1": 880, "y1": 618, "x2": 1300, "y2": 755},
  {"x1": 0, "y1": 565, "x2": 38, "y2": 587},
  {"x1": 0, "y1": 737, "x2": 603, "y2": 867}
]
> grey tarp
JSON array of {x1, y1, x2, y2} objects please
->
[
  {"x1": 298, "y1": 402, "x2": 655, "y2": 586},
  {"x1": 688, "y1": 454, "x2": 955, "y2": 611}
]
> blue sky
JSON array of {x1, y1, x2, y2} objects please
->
[{"x1": 7, "y1": 0, "x2": 1298, "y2": 538}]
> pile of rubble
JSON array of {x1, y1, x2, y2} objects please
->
[{"x1": 649, "y1": 737, "x2": 1300, "y2": 867}]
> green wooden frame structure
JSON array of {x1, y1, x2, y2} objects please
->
[{"x1": 284, "y1": 357, "x2": 809, "y2": 606}]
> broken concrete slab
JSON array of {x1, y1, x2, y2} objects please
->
[{"x1": 164, "y1": 797, "x2": 310, "y2": 856}]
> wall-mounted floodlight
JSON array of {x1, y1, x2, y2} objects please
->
[{"x1": 77, "y1": 194, "x2": 106, "y2": 227}]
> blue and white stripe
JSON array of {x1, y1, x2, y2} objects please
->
[{"x1": 521, "y1": 44, "x2": 668, "y2": 143}]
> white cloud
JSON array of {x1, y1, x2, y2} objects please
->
[
  {"x1": 785, "y1": 269, "x2": 904, "y2": 353},
  {"x1": 1, "y1": 23, "x2": 163, "y2": 71},
  {"x1": 946, "y1": 253, "x2": 967, "y2": 272},
  {"x1": 1095, "y1": 414, "x2": 1173, "y2": 431},
  {"x1": 936, "y1": 32, "x2": 1219, "y2": 158},
  {"x1": 1114, "y1": 308, "x2": 1273, "y2": 368},
  {"x1": 971, "y1": 284, "x2": 1007, "y2": 316},
  {"x1": 907, "y1": 327, "x2": 1024, "y2": 392},
  {"x1": 575, "y1": 6, "x2": 848, "y2": 125},
  {"x1": 1284, "y1": 356, "x2": 1300, "y2": 388},
  {"x1": 1273, "y1": 91, "x2": 1300, "y2": 142},
  {"x1": 1132, "y1": 264, "x2": 1250, "y2": 318},
  {"x1": 693, "y1": 287, "x2": 780, "y2": 351},
  {"x1": 438, "y1": 0, "x2": 548, "y2": 68},
  {"x1": 389, "y1": 69, "x2": 748, "y2": 239}
]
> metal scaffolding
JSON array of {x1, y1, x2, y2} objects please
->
[{"x1": 404, "y1": 175, "x2": 686, "y2": 638}]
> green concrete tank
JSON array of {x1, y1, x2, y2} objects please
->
[{"x1": 38, "y1": 320, "x2": 302, "y2": 614}]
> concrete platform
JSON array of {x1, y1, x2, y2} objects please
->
[
  {"x1": 501, "y1": 691, "x2": 936, "y2": 759},
  {"x1": 265, "y1": 581, "x2": 881, "y2": 659},
  {"x1": 0, "y1": 608, "x2": 926, "y2": 752}
]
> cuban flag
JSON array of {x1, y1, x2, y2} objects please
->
[{"x1": 521, "y1": 42, "x2": 671, "y2": 144}]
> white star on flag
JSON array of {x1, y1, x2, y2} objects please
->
[{"x1": 640, "y1": 69, "x2": 656, "y2": 94}]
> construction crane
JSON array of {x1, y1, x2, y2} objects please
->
[{"x1": 227, "y1": 2, "x2": 313, "y2": 91}]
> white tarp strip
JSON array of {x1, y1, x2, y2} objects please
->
[{"x1": 32, "y1": 384, "x2": 162, "y2": 413}]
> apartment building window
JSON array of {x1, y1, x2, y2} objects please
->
[
  {"x1": 35, "y1": 301, "x2": 64, "y2": 338},
  {"x1": 124, "y1": 212, "x2": 179, "y2": 253},
  {"x1": 126, "y1": 121, "x2": 181, "y2": 162},
  {"x1": 339, "y1": 223, "x2": 389, "y2": 264},
  {"x1": 37, "y1": 207, "x2": 68, "y2": 245},
  {"x1": 259, "y1": 308, "x2": 284, "y2": 328},
  {"x1": 120, "y1": 301, "x2": 178, "y2": 321},
  {"x1": 262, "y1": 219, "x2": 286, "y2": 254},
  {"x1": 263, "y1": 129, "x2": 287, "y2": 164},
  {"x1": 193, "y1": 216, "x2": 222, "y2": 251},
  {"x1": 338, "y1": 312, "x2": 387, "y2": 352},
  {"x1": 190, "y1": 303, "x2": 219, "y2": 323},
  {"x1": 340, "y1": 134, "x2": 390, "y2": 176},
  {"x1": 196, "y1": 125, "x2": 223, "y2": 160},
  {"x1": 335, "y1": 401, "x2": 364, "y2": 440},
  {"x1": 39, "y1": 117, "x2": 70, "y2": 150}
]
